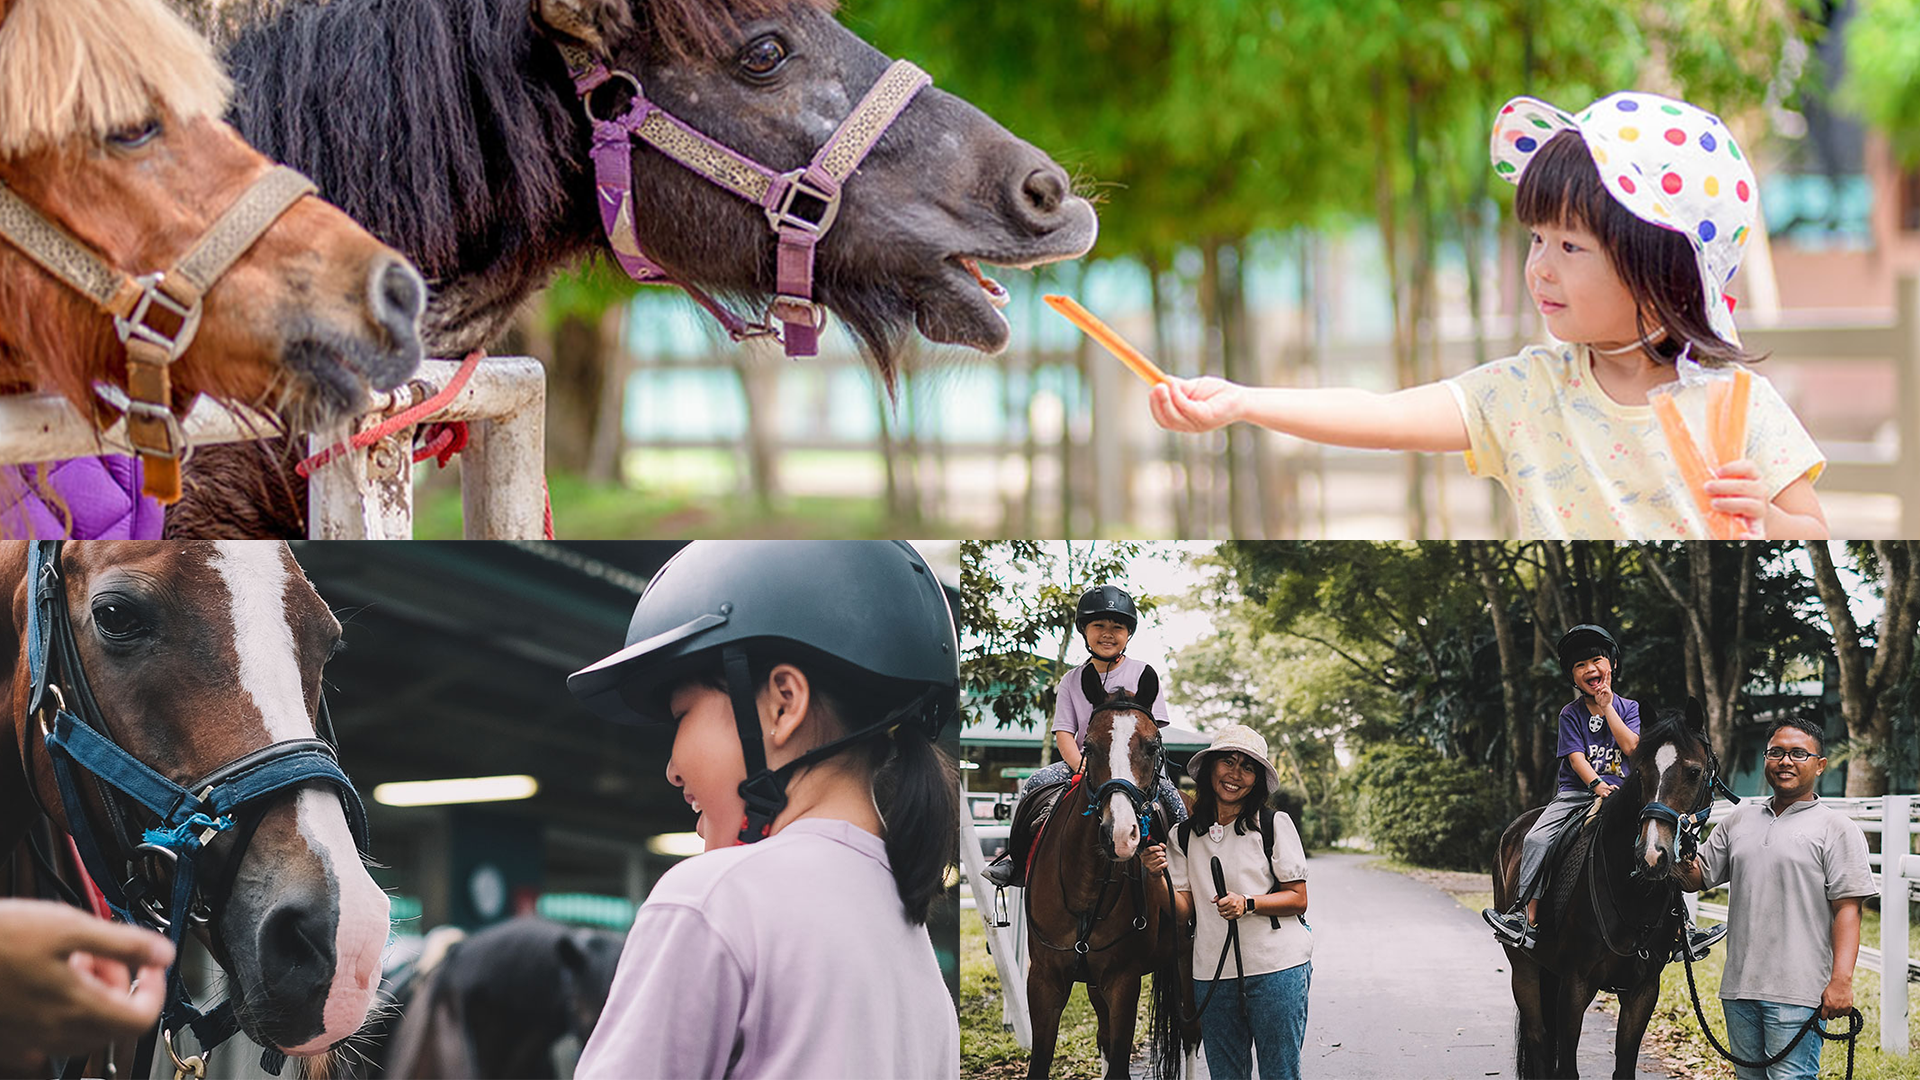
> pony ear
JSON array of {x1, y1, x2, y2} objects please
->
[
  {"x1": 532, "y1": 0, "x2": 636, "y2": 59},
  {"x1": 558, "y1": 929, "x2": 589, "y2": 971},
  {"x1": 1686, "y1": 696, "x2": 1706, "y2": 734},
  {"x1": 1133, "y1": 665, "x2": 1160, "y2": 711},
  {"x1": 1081, "y1": 662, "x2": 1107, "y2": 707}
]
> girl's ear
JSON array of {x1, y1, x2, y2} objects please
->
[{"x1": 763, "y1": 663, "x2": 813, "y2": 749}]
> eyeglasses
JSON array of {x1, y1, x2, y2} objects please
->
[{"x1": 1763, "y1": 747, "x2": 1819, "y2": 763}]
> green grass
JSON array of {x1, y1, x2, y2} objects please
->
[
  {"x1": 960, "y1": 913, "x2": 1158, "y2": 1079},
  {"x1": 412, "y1": 469, "x2": 968, "y2": 539}
]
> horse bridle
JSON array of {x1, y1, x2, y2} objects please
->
[
  {"x1": 0, "y1": 164, "x2": 316, "y2": 504},
  {"x1": 1634, "y1": 740, "x2": 1737, "y2": 876},
  {"x1": 553, "y1": 38, "x2": 929, "y2": 359},
  {"x1": 22, "y1": 541, "x2": 368, "y2": 1075},
  {"x1": 1080, "y1": 704, "x2": 1165, "y2": 842}
]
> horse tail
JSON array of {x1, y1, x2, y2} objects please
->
[{"x1": 1146, "y1": 964, "x2": 1187, "y2": 1080}]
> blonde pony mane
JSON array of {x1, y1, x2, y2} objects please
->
[{"x1": 0, "y1": 0, "x2": 231, "y2": 156}]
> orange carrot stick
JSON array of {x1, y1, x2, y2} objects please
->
[
  {"x1": 1043, "y1": 294, "x2": 1170, "y2": 387},
  {"x1": 1707, "y1": 380, "x2": 1733, "y2": 465},
  {"x1": 1653, "y1": 393, "x2": 1734, "y2": 538},
  {"x1": 1716, "y1": 368, "x2": 1752, "y2": 466}
]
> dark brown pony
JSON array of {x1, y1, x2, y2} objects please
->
[
  {"x1": 0, "y1": 542, "x2": 390, "y2": 1072},
  {"x1": 1492, "y1": 701, "x2": 1716, "y2": 1079},
  {"x1": 1024, "y1": 666, "x2": 1194, "y2": 1080},
  {"x1": 164, "y1": 0, "x2": 1100, "y2": 537},
  {"x1": 0, "y1": 0, "x2": 424, "y2": 442}
]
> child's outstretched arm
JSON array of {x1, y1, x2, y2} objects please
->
[
  {"x1": 1148, "y1": 376, "x2": 1471, "y2": 453},
  {"x1": 1704, "y1": 464, "x2": 1829, "y2": 539}
]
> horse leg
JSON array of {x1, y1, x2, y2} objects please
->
[
  {"x1": 1101, "y1": 971, "x2": 1143, "y2": 1080},
  {"x1": 1554, "y1": 975, "x2": 1600, "y2": 1080},
  {"x1": 1511, "y1": 957, "x2": 1555, "y2": 1079},
  {"x1": 1027, "y1": 963, "x2": 1071, "y2": 1080},
  {"x1": 1610, "y1": 975, "x2": 1662, "y2": 1080},
  {"x1": 1086, "y1": 974, "x2": 1115, "y2": 1078}
]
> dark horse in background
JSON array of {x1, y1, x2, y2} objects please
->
[
  {"x1": 1024, "y1": 666, "x2": 1196, "y2": 1079},
  {"x1": 0, "y1": 542, "x2": 390, "y2": 1075},
  {"x1": 1492, "y1": 701, "x2": 1718, "y2": 1079},
  {"x1": 166, "y1": 0, "x2": 1100, "y2": 536}
]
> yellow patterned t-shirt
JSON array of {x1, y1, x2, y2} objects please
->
[{"x1": 1443, "y1": 345, "x2": 1824, "y2": 540}]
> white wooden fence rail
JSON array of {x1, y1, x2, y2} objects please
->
[
  {"x1": 0, "y1": 357, "x2": 547, "y2": 539},
  {"x1": 1688, "y1": 793, "x2": 1917, "y2": 1056}
]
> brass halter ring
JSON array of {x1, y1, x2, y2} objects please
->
[
  {"x1": 35, "y1": 683, "x2": 65, "y2": 738},
  {"x1": 162, "y1": 1028, "x2": 209, "y2": 1079}
]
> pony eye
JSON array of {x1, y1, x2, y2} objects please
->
[
  {"x1": 739, "y1": 35, "x2": 788, "y2": 78},
  {"x1": 92, "y1": 600, "x2": 148, "y2": 641},
  {"x1": 1686, "y1": 766, "x2": 1703, "y2": 780},
  {"x1": 106, "y1": 119, "x2": 162, "y2": 150}
]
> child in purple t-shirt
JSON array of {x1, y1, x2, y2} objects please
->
[{"x1": 1484, "y1": 625, "x2": 1639, "y2": 949}]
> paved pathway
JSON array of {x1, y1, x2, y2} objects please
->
[{"x1": 1302, "y1": 852, "x2": 1666, "y2": 1079}]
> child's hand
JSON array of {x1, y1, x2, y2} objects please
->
[
  {"x1": 1703, "y1": 459, "x2": 1767, "y2": 539},
  {"x1": 1148, "y1": 377, "x2": 1244, "y2": 433}
]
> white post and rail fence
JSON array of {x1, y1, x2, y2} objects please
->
[
  {"x1": 1688, "y1": 793, "x2": 1919, "y2": 1056},
  {"x1": 0, "y1": 356, "x2": 547, "y2": 538}
]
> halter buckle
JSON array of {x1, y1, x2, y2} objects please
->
[
  {"x1": 766, "y1": 170, "x2": 841, "y2": 236},
  {"x1": 768, "y1": 295, "x2": 828, "y2": 331},
  {"x1": 114, "y1": 273, "x2": 201, "y2": 363}
]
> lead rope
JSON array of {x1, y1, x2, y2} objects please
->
[{"x1": 1678, "y1": 942, "x2": 1861, "y2": 1080}]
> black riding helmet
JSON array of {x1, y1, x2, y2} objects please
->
[
  {"x1": 1557, "y1": 624, "x2": 1620, "y2": 680},
  {"x1": 1075, "y1": 585, "x2": 1138, "y2": 635},
  {"x1": 567, "y1": 541, "x2": 959, "y2": 844}
]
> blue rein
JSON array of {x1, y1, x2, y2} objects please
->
[{"x1": 24, "y1": 541, "x2": 369, "y2": 1074}]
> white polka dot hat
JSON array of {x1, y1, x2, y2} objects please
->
[{"x1": 1491, "y1": 91, "x2": 1757, "y2": 345}]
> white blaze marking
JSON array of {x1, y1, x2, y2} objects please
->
[
  {"x1": 1645, "y1": 744, "x2": 1680, "y2": 866},
  {"x1": 1106, "y1": 727, "x2": 1140, "y2": 857},
  {"x1": 1653, "y1": 743, "x2": 1678, "y2": 778},
  {"x1": 210, "y1": 543, "x2": 389, "y2": 1052}
]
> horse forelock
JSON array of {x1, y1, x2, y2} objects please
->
[{"x1": 0, "y1": 0, "x2": 230, "y2": 156}]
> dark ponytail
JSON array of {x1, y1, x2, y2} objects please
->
[{"x1": 872, "y1": 723, "x2": 960, "y2": 926}]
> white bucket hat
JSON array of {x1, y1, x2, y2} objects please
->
[
  {"x1": 1491, "y1": 91, "x2": 1758, "y2": 345},
  {"x1": 1186, "y1": 724, "x2": 1281, "y2": 793}
]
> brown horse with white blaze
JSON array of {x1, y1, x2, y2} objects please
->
[
  {"x1": 0, "y1": 542, "x2": 389, "y2": 1069},
  {"x1": 1024, "y1": 666, "x2": 1194, "y2": 1080},
  {"x1": 0, "y1": 0, "x2": 424, "y2": 467}
]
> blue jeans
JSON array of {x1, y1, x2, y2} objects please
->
[
  {"x1": 1722, "y1": 999, "x2": 1823, "y2": 1080},
  {"x1": 1193, "y1": 962, "x2": 1309, "y2": 1080}
]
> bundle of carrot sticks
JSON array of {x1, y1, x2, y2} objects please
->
[{"x1": 1650, "y1": 367, "x2": 1754, "y2": 539}]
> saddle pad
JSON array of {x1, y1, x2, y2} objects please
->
[{"x1": 1020, "y1": 773, "x2": 1079, "y2": 882}]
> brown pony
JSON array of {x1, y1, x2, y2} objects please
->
[
  {"x1": 1492, "y1": 701, "x2": 1717, "y2": 1079},
  {"x1": 0, "y1": 0, "x2": 424, "y2": 452},
  {"x1": 0, "y1": 542, "x2": 390, "y2": 1073},
  {"x1": 1023, "y1": 666, "x2": 1194, "y2": 1080},
  {"x1": 163, "y1": 0, "x2": 1100, "y2": 537}
]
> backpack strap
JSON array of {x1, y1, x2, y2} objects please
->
[
  {"x1": 1259, "y1": 808, "x2": 1285, "y2": 930},
  {"x1": 1176, "y1": 819, "x2": 1192, "y2": 856}
]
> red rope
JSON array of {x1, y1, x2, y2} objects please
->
[{"x1": 296, "y1": 350, "x2": 485, "y2": 477}]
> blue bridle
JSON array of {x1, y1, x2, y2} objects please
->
[
  {"x1": 1636, "y1": 745, "x2": 1738, "y2": 870},
  {"x1": 24, "y1": 541, "x2": 369, "y2": 1074},
  {"x1": 1079, "y1": 705, "x2": 1164, "y2": 841}
]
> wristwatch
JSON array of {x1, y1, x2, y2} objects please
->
[
  {"x1": 1588, "y1": 776, "x2": 1603, "y2": 793},
  {"x1": 1244, "y1": 896, "x2": 1255, "y2": 916}
]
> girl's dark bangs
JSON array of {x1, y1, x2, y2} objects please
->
[{"x1": 1513, "y1": 130, "x2": 1616, "y2": 233}]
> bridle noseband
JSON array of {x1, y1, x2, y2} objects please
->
[
  {"x1": 23, "y1": 541, "x2": 369, "y2": 1074},
  {"x1": 554, "y1": 39, "x2": 929, "y2": 358},
  {"x1": 0, "y1": 166, "x2": 319, "y2": 503}
]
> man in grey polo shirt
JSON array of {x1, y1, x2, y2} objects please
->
[{"x1": 1677, "y1": 717, "x2": 1874, "y2": 1080}]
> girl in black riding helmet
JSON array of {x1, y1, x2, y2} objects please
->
[{"x1": 566, "y1": 541, "x2": 961, "y2": 1079}]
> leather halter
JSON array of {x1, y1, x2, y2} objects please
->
[
  {"x1": 0, "y1": 165, "x2": 317, "y2": 503},
  {"x1": 556, "y1": 40, "x2": 929, "y2": 358},
  {"x1": 23, "y1": 541, "x2": 368, "y2": 1073}
]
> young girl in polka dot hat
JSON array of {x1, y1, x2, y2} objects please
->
[{"x1": 1148, "y1": 91, "x2": 1828, "y2": 540}]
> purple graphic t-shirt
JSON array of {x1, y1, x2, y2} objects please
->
[{"x1": 1555, "y1": 696, "x2": 1640, "y2": 793}]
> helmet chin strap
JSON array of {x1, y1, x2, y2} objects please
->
[{"x1": 722, "y1": 644, "x2": 941, "y2": 845}]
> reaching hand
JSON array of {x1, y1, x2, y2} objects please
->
[
  {"x1": 1148, "y1": 377, "x2": 1244, "y2": 434},
  {"x1": 0, "y1": 900, "x2": 173, "y2": 1070},
  {"x1": 1703, "y1": 459, "x2": 1767, "y2": 538},
  {"x1": 1141, "y1": 843, "x2": 1168, "y2": 875}
]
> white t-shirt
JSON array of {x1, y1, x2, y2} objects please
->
[
  {"x1": 1445, "y1": 344, "x2": 1823, "y2": 539},
  {"x1": 576, "y1": 818, "x2": 958, "y2": 1079},
  {"x1": 1169, "y1": 813, "x2": 1312, "y2": 979}
]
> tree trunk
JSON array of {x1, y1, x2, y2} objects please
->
[
  {"x1": 1146, "y1": 255, "x2": 1193, "y2": 538},
  {"x1": 546, "y1": 310, "x2": 610, "y2": 475},
  {"x1": 584, "y1": 304, "x2": 631, "y2": 484},
  {"x1": 1474, "y1": 542, "x2": 1536, "y2": 808},
  {"x1": 1643, "y1": 544, "x2": 1755, "y2": 756},
  {"x1": 1807, "y1": 541, "x2": 1920, "y2": 796}
]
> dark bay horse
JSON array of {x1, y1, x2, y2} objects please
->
[
  {"x1": 1492, "y1": 701, "x2": 1718, "y2": 1079},
  {"x1": 1024, "y1": 665, "x2": 1193, "y2": 1079},
  {"x1": 0, "y1": 0, "x2": 423, "y2": 485},
  {"x1": 0, "y1": 542, "x2": 390, "y2": 1074},
  {"x1": 165, "y1": 0, "x2": 1101, "y2": 537}
]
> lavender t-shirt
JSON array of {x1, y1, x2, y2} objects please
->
[
  {"x1": 576, "y1": 818, "x2": 958, "y2": 1079},
  {"x1": 1555, "y1": 696, "x2": 1640, "y2": 793},
  {"x1": 1051, "y1": 656, "x2": 1172, "y2": 745}
]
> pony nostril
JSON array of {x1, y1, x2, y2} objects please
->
[
  {"x1": 1021, "y1": 167, "x2": 1067, "y2": 217},
  {"x1": 368, "y1": 257, "x2": 426, "y2": 332},
  {"x1": 256, "y1": 902, "x2": 333, "y2": 1002}
]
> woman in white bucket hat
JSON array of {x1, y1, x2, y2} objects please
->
[
  {"x1": 1143, "y1": 725, "x2": 1310, "y2": 1079},
  {"x1": 1148, "y1": 90, "x2": 1828, "y2": 541}
]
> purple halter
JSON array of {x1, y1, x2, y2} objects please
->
[{"x1": 559, "y1": 43, "x2": 930, "y2": 358}]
